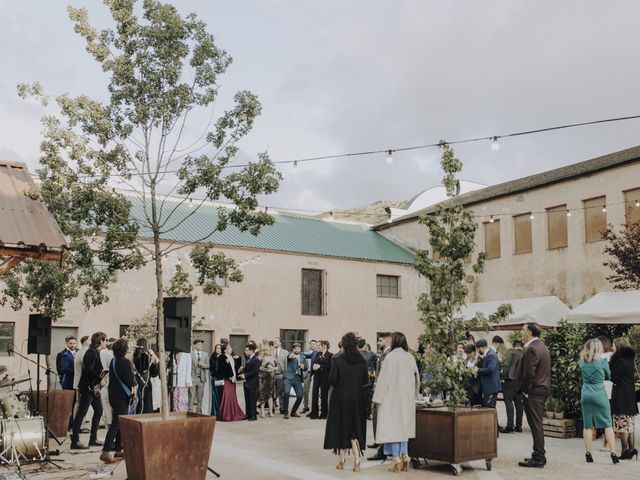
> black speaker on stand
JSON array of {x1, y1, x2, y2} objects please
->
[
  {"x1": 27, "y1": 314, "x2": 52, "y2": 415},
  {"x1": 163, "y1": 297, "x2": 192, "y2": 412}
]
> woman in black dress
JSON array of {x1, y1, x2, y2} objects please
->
[
  {"x1": 323, "y1": 332, "x2": 368, "y2": 472},
  {"x1": 610, "y1": 337, "x2": 638, "y2": 460},
  {"x1": 133, "y1": 338, "x2": 159, "y2": 413}
]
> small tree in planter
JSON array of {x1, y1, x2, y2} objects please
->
[
  {"x1": 415, "y1": 142, "x2": 511, "y2": 406},
  {"x1": 411, "y1": 142, "x2": 511, "y2": 474},
  {"x1": 18, "y1": 2, "x2": 280, "y2": 478}
]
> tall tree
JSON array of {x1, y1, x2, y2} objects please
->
[
  {"x1": 603, "y1": 221, "x2": 640, "y2": 290},
  {"x1": 14, "y1": 0, "x2": 281, "y2": 420},
  {"x1": 415, "y1": 142, "x2": 510, "y2": 407}
]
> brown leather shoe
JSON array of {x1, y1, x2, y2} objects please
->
[
  {"x1": 290, "y1": 412, "x2": 300, "y2": 418},
  {"x1": 100, "y1": 452, "x2": 120, "y2": 464}
]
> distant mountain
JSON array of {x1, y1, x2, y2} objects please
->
[{"x1": 317, "y1": 200, "x2": 408, "y2": 225}]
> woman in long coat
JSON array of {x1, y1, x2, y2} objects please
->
[
  {"x1": 323, "y1": 332, "x2": 368, "y2": 472},
  {"x1": 610, "y1": 337, "x2": 638, "y2": 460},
  {"x1": 372, "y1": 331, "x2": 420, "y2": 472}
]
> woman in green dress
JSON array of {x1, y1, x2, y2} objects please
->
[{"x1": 580, "y1": 338, "x2": 619, "y2": 464}]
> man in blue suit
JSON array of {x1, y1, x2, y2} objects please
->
[
  {"x1": 283, "y1": 343, "x2": 306, "y2": 419},
  {"x1": 475, "y1": 339, "x2": 500, "y2": 408},
  {"x1": 59, "y1": 336, "x2": 77, "y2": 390}
]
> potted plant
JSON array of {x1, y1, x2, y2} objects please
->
[
  {"x1": 554, "y1": 399, "x2": 566, "y2": 419},
  {"x1": 544, "y1": 398, "x2": 556, "y2": 420},
  {"x1": 410, "y1": 142, "x2": 511, "y2": 476}
]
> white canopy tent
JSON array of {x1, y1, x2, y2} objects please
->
[
  {"x1": 566, "y1": 290, "x2": 640, "y2": 324},
  {"x1": 462, "y1": 296, "x2": 570, "y2": 330}
]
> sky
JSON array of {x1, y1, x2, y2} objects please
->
[{"x1": 1, "y1": 1, "x2": 639, "y2": 216}]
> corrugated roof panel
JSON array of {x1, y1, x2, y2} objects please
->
[
  {"x1": 0, "y1": 161, "x2": 67, "y2": 249},
  {"x1": 128, "y1": 196, "x2": 414, "y2": 264}
]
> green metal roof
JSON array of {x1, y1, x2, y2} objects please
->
[{"x1": 128, "y1": 196, "x2": 415, "y2": 264}]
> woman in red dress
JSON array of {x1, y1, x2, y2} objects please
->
[{"x1": 216, "y1": 344, "x2": 245, "y2": 421}]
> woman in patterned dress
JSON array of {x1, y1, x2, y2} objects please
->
[
  {"x1": 172, "y1": 350, "x2": 192, "y2": 412},
  {"x1": 258, "y1": 346, "x2": 276, "y2": 417}
]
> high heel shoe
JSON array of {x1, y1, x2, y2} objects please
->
[
  {"x1": 353, "y1": 458, "x2": 361, "y2": 472},
  {"x1": 585, "y1": 452, "x2": 593, "y2": 463},
  {"x1": 401, "y1": 454, "x2": 409, "y2": 471},
  {"x1": 611, "y1": 452, "x2": 619, "y2": 464},
  {"x1": 388, "y1": 456, "x2": 401, "y2": 472},
  {"x1": 620, "y1": 450, "x2": 630, "y2": 460},
  {"x1": 628, "y1": 448, "x2": 639, "y2": 460},
  {"x1": 336, "y1": 451, "x2": 345, "y2": 470}
]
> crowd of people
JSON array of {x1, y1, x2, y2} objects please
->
[{"x1": 54, "y1": 322, "x2": 640, "y2": 470}]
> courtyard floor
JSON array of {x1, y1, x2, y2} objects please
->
[{"x1": 2, "y1": 398, "x2": 638, "y2": 480}]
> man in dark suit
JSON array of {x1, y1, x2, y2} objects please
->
[
  {"x1": 310, "y1": 340, "x2": 332, "y2": 419},
  {"x1": 282, "y1": 343, "x2": 306, "y2": 419},
  {"x1": 516, "y1": 322, "x2": 551, "y2": 468},
  {"x1": 59, "y1": 336, "x2": 77, "y2": 390},
  {"x1": 242, "y1": 344, "x2": 260, "y2": 421},
  {"x1": 475, "y1": 339, "x2": 500, "y2": 408}
]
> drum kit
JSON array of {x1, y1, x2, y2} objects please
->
[{"x1": 0, "y1": 366, "x2": 47, "y2": 468}]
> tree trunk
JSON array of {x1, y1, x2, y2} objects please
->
[{"x1": 151, "y1": 184, "x2": 170, "y2": 421}]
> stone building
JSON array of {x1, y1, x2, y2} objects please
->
[
  {"x1": 1, "y1": 195, "x2": 424, "y2": 373},
  {"x1": 377, "y1": 145, "x2": 640, "y2": 307}
]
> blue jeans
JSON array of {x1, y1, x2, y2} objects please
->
[
  {"x1": 283, "y1": 377, "x2": 303, "y2": 414},
  {"x1": 384, "y1": 442, "x2": 408, "y2": 456}
]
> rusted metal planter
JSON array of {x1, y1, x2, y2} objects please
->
[
  {"x1": 31, "y1": 390, "x2": 75, "y2": 439},
  {"x1": 409, "y1": 407, "x2": 497, "y2": 476},
  {"x1": 120, "y1": 412, "x2": 216, "y2": 480}
]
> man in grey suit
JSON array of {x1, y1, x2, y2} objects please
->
[
  {"x1": 367, "y1": 332, "x2": 392, "y2": 461},
  {"x1": 282, "y1": 343, "x2": 306, "y2": 419},
  {"x1": 189, "y1": 339, "x2": 209, "y2": 414},
  {"x1": 272, "y1": 338, "x2": 288, "y2": 414}
]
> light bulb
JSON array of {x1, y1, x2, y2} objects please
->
[
  {"x1": 490, "y1": 137, "x2": 500, "y2": 151},
  {"x1": 566, "y1": 210, "x2": 572, "y2": 217},
  {"x1": 385, "y1": 150, "x2": 394, "y2": 164},
  {"x1": 293, "y1": 160, "x2": 298, "y2": 169},
  {"x1": 602, "y1": 206, "x2": 607, "y2": 213},
  {"x1": 635, "y1": 200, "x2": 640, "y2": 207},
  {"x1": 489, "y1": 215, "x2": 495, "y2": 223},
  {"x1": 529, "y1": 213, "x2": 535, "y2": 220}
]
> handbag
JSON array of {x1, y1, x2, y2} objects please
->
[{"x1": 111, "y1": 358, "x2": 139, "y2": 414}]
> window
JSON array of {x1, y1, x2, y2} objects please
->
[
  {"x1": 377, "y1": 275, "x2": 399, "y2": 298},
  {"x1": 0, "y1": 323, "x2": 14, "y2": 357},
  {"x1": 301, "y1": 269, "x2": 325, "y2": 316},
  {"x1": 583, "y1": 196, "x2": 607, "y2": 243},
  {"x1": 119, "y1": 325, "x2": 130, "y2": 338},
  {"x1": 229, "y1": 334, "x2": 249, "y2": 356},
  {"x1": 547, "y1": 205, "x2": 568, "y2": 249},
  {"x1": 624, "y1": 188, "x2": 640, "y2": 226},
  {"x1": 193, "y1": 330, "x2": 214, "y2": 354},
  {"x1": 513, "y1": 214, "x2": 533, "y2": 255},
  {"x1": 280, "y1": 329, "x2": 307, "y2": 352},
  {"x1": 484, "y1": 220, "x2": 501, "y2": 259}
]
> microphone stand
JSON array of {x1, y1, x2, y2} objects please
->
[{"x1": 9, "y1": 349, "x2": 62, "y2": 469}]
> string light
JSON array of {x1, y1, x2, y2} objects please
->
[
  {"x1": 489, "y1": 215, "x2": 495, "y2": 223},
  {"x1": 529, "y1": 213, "x2": 535, "y2": 220},
  {"x1": 490, "y1": 137, "x2": 500, "y2": 151},
  {"x1": 566, "y1": 210, "x2": 572, "y2": 217},
  {"x1": 293, "y1": 160, "x2": 298, "y2": 169},
  {"x1": 385, "y1": 150, "x2": 394, "y2": 165},
  {"x1": 635, "y1": 200, "x2": 640, "y2": 207},
  {"x1": 601, "y1": 205, "x2": 607, "y2": 213}
]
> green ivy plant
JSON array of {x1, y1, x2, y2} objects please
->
[{"x1": 415, "y1": 142, "x2": 511, "y2": 407}]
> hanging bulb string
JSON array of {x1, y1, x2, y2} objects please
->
[{"x1": 28, "y1": 113, "x2": 640, "y2": 181}]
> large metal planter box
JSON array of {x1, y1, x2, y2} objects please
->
[
  {"x1": 409, "y1": 407, "x2": 497, "y2": 475},
  {"x1": 120, "y1": 412, "x2": 216, "y2": 480}
]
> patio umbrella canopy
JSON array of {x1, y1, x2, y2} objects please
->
[
  {"x1": 462, "y1": 296, "x2": 570, "y2": 330},
  {"x1": 566, "y1": 290, "x2": 640, "y2": 324}
]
